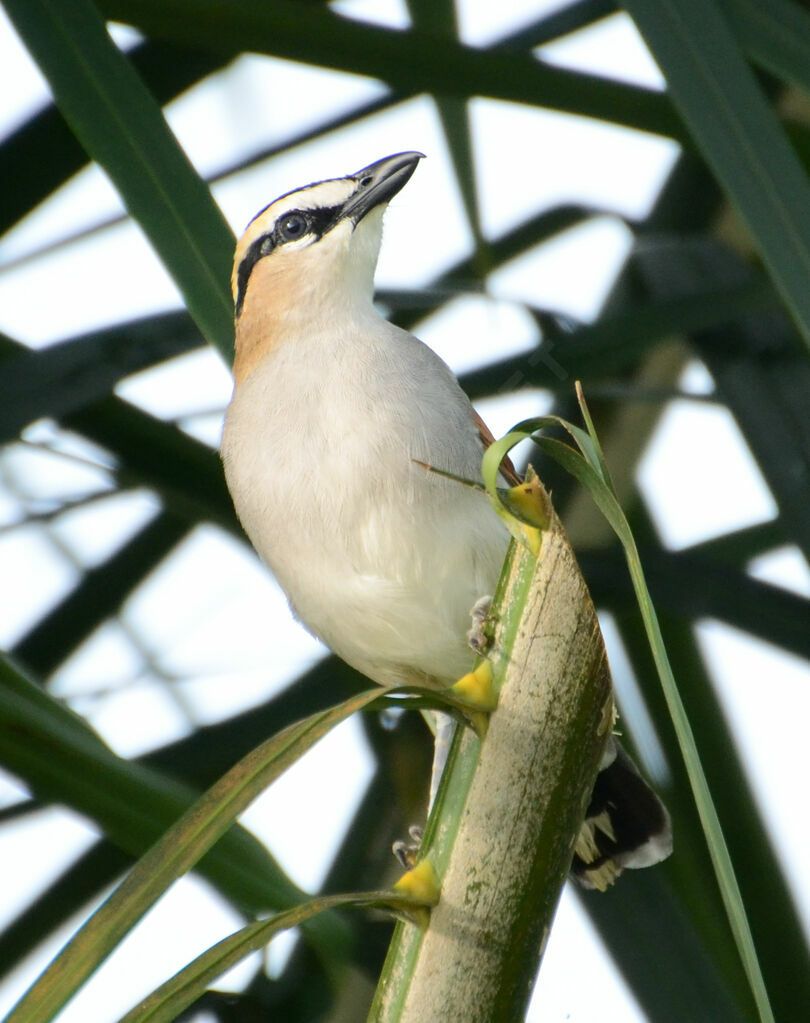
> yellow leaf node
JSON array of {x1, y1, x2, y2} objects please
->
[
  {"x1": 394, "y1": 856, "x2": 441, "y2": 906},
  {"x1": 450, "y1": 660, "x2": 497, "y2": 711}
]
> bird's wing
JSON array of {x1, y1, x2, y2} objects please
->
[{"x1": 472, "y1": 408, "x2": 522, "y2": 486}]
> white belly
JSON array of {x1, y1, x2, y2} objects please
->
[{"x1": 221, "y1": 323, "x2": 510, "y2": 687}]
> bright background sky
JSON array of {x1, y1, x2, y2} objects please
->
[{"x1": 1, "y1": 1, "x2": 808, "y2": 1021}]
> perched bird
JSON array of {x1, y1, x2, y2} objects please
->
[{"x1": 221, "y1": 152, "x2": 671, "y2": 888}]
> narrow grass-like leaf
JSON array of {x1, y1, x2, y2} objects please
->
[
  {"x1": 608, "y1": 602, "x2": 808, "y2": 1022},
  {"x1": 99, "y1": 0, "x2": 684, "y2": 142},
  {"x1": 63, "y1": 398, "x2": 237, "y2": 530},
  {"x1": 0, "y1": 92, "x2": 399, "y2": 275},
  {"x1": 0, "y1": 328, "x2": 236, "y2": 538},
  {"x1": 405, "y1": 1, "x2": 487, "y2": 271},
  {"x1": 0, "y1": 40, "x2": 234, "y2": 238},
  {"x1": 481, "y1": 394, "x2": 774, "y2": 1023},
  {"x1": 3, "y1": 0, "x2": 234, "y2": 359},
  {"x1": 12, "y1": 513, "x2": 190, "y2": 675},
  {"x1": 685, "y1": 520, "x2": 785, "y2": 565},
  {"x1": 722, "y1": 0, "x2": 810, "y2": 97},
  {"x1": 0, "y1": 654, "x2": 327, "y2": 917},
  {"x1": 4, "y1": 679, "x2": 381, "y2": 1023},
  {"x1": 118, "y1": 891, "x2": 425, "y2": 1023},
  {"x1": 544, "y1": 275, "x2": 774, "y2": 371},
  {"x1": 0, "y1": 1, "x2": 614, "y2": 275},
  {"x1": 623, "y1": 0, "x2": 810, "y2": 353},
  {"x1": 0, "y1": 843, "x2": 130, "y2": 982},
  {"x1": 514, "y1": 0, "x2": 616, "y2": 49},
  {"x1": 632, "y1": 236, "x2": 810, "y2": 575},
  {"x1": 0, "y1": 312, "x2": 202, "y2": 442},
  {"x1": 142, "y1": 657, "x2": 368, "y2": 787},
  {"x1": 581, "y1": 545, "x2": 810, "y2": 662}
]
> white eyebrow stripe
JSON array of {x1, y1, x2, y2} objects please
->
[
  {"x1": 247, "y1": 176, "x2": 357, "y2": 229},
  {"x1": 233, "y1": 200, "x2": 349, "y2": 316}
]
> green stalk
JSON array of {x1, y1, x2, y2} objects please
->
[{"x1": 370, "y1": 503, "x2": 612, "y2": 1020}]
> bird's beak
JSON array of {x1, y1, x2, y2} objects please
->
[{"x1": 340, "y1": 151, "x2": 424, "y2": 226}]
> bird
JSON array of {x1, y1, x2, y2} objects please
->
[{"x1": 221, "y1": 151, "x2": 672, "y2": 889}]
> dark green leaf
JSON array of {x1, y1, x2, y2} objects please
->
[
  {"x1": 3, "y1": 0, "x2": 234, "y2": 357},
  {"x1": 0, "y1": 312, "x2": 202, "y2": 443},
  {"x1": 98, "y1": 0, "x2": 685, "y2": 142},
  {"x1": 2, "y1": 656, "x2": 376, "y2": 1023},
  {"x1": 624, "y1": 0, "x2": 810, "y2": 352},
  {"x1": 0, "y1": 39, "x2": 234, "y2": 238}
]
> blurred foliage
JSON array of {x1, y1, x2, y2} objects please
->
[{"x1": 1, "y1": 1, "x2": 809, "y2": 1021}]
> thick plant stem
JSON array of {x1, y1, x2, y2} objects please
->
[{"x1": 371, "y1": 513, "x2": 613, "y2": 1022}]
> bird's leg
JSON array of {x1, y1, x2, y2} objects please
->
[
  {"x1": 432, "y1": 595, "x2": 497, "y2": 810},
  {"x1": 429, "y1": 596, "x2": 499, "y2": 804},
  {"x1": 428, "y1": 710, "x2": 456, "y2": 810},
  {"x1": 391, "y1": 598, "x2": 497, "y2": 868},
  {"x1": 391, "y1": 706, "x2": 455, "y2": 868}
]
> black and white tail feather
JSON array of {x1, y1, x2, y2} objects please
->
[{"x1": 572, "y1": 737, "x2": 672, "y2": 890}]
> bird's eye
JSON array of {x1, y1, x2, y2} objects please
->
[{"x1": 278, "y1": 212, "x2": 309, "y2": 242}]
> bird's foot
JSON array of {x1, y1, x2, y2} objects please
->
[{"x1": 466, "y1": 594, "x2": 493, "y2": 653}]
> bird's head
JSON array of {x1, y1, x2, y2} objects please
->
[{"x1": 231, "y1": 151, "x2": 423, "y2": 382}]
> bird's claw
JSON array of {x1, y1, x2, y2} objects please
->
[
  {"x1": 467, "y1": 594, "x2": 493, "y2": 653},
  {"x1": 392, "y1": 824, "x2": 425, "y2": 868}
]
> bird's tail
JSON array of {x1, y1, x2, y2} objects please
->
[{"x1": 571, "y1": 739, "x2": 672, "y2": 891}]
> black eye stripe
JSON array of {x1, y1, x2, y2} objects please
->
[
  {"x1": 235, "y1": 235, "x2": 270, "y2": 317},
  {"x1": 234, "y1": 203, "x2": 345, "y2": 317},
  {"x1": 275, "y1": 205, "x2": 342, "y2": 243}
]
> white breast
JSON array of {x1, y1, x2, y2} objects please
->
[{"x1": 221, "y1": 316, "x2": 509, "y2": 687}]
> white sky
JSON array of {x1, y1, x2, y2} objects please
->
[{"x1": 0, "y1": 1, "x2": 808, "y2": 1021}]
